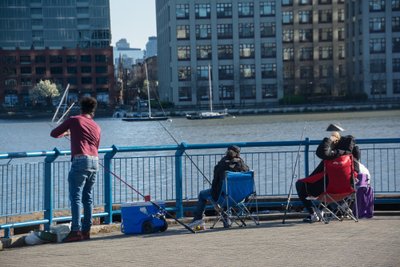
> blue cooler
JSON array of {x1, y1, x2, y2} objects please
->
[{"x1": 121, "y1": 201, "x2": 168, "y2": 234}]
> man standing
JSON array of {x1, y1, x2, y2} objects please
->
[{"x1": 51, "y1": 96, "x2": 101, "y2": 242}]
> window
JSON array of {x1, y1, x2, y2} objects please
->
[
  {"x1": 393, "y1": 80, "x2": 400, "y2": 94},
  {"x1": 20, "y1": 67, "x2": 32, "y2": 75},
  {"x1": 80, "y1": 55, "x2": 91, "y2": 62},
  {"x1": 299, "y1": 10, "x2": 312, "y2": 24},
  {"x1": 196, "y1": 24, "x2": 211, "y2": 39},
  {"x1": 319, "y1": 10, "x2": 332, "y2": 23},
  {"x1": 240, "y1": 64, "x2": 255, "y2": 78},
  {"x1": 369, "y1": 38, "x2": 385, "y2": 53},
  {"x1": 393, "y1": 17, "x2": 400, "y2": 32},
  {"x1": 338, "y1": 9, "x2": 345, "y2": 22},
  {"x1": 260, "y1": 1, "x2": 275, "y2": 16},
  {"x1": 218, "y1": 65, "x2": 234, "y2": 80},
  {"x1": 369, "y1": 0, "x2": 385, "y2": 12},
  {"x1": 218, "y1": 45, "x2": 233, "y2": 59},
  {"x1": 177, "y1": 25, "x2": 190, "y2": 40},
  {"x1": 81, "y1": 66, "x2": 91, "y2": 73},
  {"x1": 81, "y1": 77, "x2": 92, "y2": 84},
  {"x1": 370, "y1": 59, "x2": 386, "y2": 73},
  {"x1": 36, "y1": 67, "x2": 46, "y2": 75},
  {"x1": 338, "y1": 46, "x2": 345, "y2": 59},
  {"x1": 319, "y1": 28, "x2": 333, "y2": 41},
  {"x1": 240, "y1": 84, "x2": 256, "y2": 99},
  {"x1": 20, "y1": 55, "x2": 31, "y2": 64},
  {"x1": 319, "y1": 65, "x2": 333, "y2": 78},
  {"x1": 176, "y1": 4, "x2": 189, "y2": 19},
  {"x1": 66, "y1": 55, "x2": 77, "y2": 63},
  {"x1": 178, "y1": 66, "x2": 191, "y2": 81},
  {"x1": 195, "y1": 4, "x2": 211, "y2": 19},
  {"x1": 282, "y1": 0, "x2": 293, "y2": 6},
  {"x1": 217, "y1": 3, "x2": 232, "y2": 18},
  {"x1": 197, "y1": 66, "x2": 209, "y2": 80},
  {"x1": 283, "y1": 29, "x2": 294, "y2": 42},
  {"x1": 393, "y1": 37, "x2": 400, "y2": 52},
  {"x1": 50, "y1": 67, "x2": 62, "y2": 75},
  {"x1": 283, "y1": 11, "x2": 293, "y2": 24},
  {"x1": 300, "y1": 47, "x2": 313, "y2": 60},
  {"x1": 261, "y1": 42, "x2": 276, "y2": 58},
  {"x1": 300, "y1": 66, "x2": 313, "y2": 79},
  {"x1": 369, "y1": 17, "x2": 385, "y2": 32},
  {"x1": 178, "y1": 87, "x2": 192, "y2": 101},
  {"x1": 338, "y1": 28, "x2": 345, "y2": 41},
  {"x1": 217, "y1": 24, "x2": 233, "y2": 39},
  {"x1": 67, "y1": 67, "x2": 77, "y2": 74},
  {"x1": 239, "y1": 43, "x2": 255, "y2": 58},
  {"x1": 393, "y1": 58, "x2": 400, "y2": 72},
  {"x1": 96, "y1": 66, "x2": 107, "y2": 73},
  {"x1": 370, "y1": 79, "x2": 386, "y2": 95},
  {"x1": 393, "y1": 0, "x2": 400, "y2": 11},
  {"x1": 283, "y1": 65, "x2": 294, "y2": 79},
  {"x1": 260, "y1": 22, "x2": 275, "y2": 37},
  {"x1": 319, "y1": 46, "x2": 333, "y2": 60},
  {"x1": 262, "y1": 84, "x2": 277, "y2": 98},
  {"x1": 50, "y1": 55, "x2": 63, "y2": 64},
  {"x1": 96, "y1": 77, "x2": 108, "y2": 85},
  {"x1": 283, "y1": 47, "x2": 294, "y2": 61},
  {"x1": 95, "y1": 55, "x2": 107, "y2": 63},
  {"x1": 299, "y1": 29, "x2": 313, "y2": 42},
  {"x1": 178, "y1": 46, "x2": 191, "y2": 60},
  {"x1": 239, "y1": 23, "x2": 254, "y2": 38},
  {"x1": 219, "y1": 85, "x2": 234, "y2": 100},
  {"x1": 35, "y1": 55, "x2": 46, "y2": 63},
  {"x1": 238, "y1": 2, "x2": 254, "y2": 17},
  {"x1": 299, "y1": 0, "x2": 312, "y2": 5},
  {"x1": 319, "y1": 0, "x2": 332, "y2": 4},
  {"x1": 196, "y1": 45, "x2": 212, "y2": 60},
  {"x1": 261, "y1": 63, "x2": 277, "y2": 78}
]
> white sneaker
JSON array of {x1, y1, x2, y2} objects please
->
[
  {"x1": 188, "y1": 219, "x2": 204, "y2": 228},
  {"x1": 302, "y1": 213, "x2": 320, "y2": 223}
]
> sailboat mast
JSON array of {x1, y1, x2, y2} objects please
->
[
  {"x1": 144, "y1": 61, "x2": 152, "y2": 117},
  {"x1": 208, "y1": 63, "x2": 213, "y2": 112}
]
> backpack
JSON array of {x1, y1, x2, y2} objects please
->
[{"x1": 353, "y1": 162, "x2": 374, "y2": 218}]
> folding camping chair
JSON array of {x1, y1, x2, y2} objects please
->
[
  {"x1": 210, "y1": 170, "x2": 259, "y2": 229},
  {"x1": 308, "y1": 155, "x2": 358, "y2": 223}
]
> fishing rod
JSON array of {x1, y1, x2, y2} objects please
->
[
  {"x1": 157, "y1": 120, "x2": 212, "y2": 185},
  {"x1": 51, "y1": 108, "x2": 195, "y2": 233},
  {"x1": 52, "y1": 84, "x2": 70, "y2": 123},
  {"x1": 282, "y1": 123, "x2": 307, "y2": 224}
]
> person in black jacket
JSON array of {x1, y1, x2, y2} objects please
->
[{"x1": 188, "y1": 145, "x2": 249, "y2": 229}]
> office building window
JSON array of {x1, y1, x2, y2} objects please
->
[
  {"x1": 35, "y1": 55, "x2": 46, "y2": 64},
  {"x1": 262, "y1": 84, "x2": 277, "y2": 99},
  {"x1": 240, "y1": 64, "x2": 255, "y2": 79},
  {"x1": 95, "y1": 55, "x2": 107, "y2": 63},
  {"x1": 81, "y1": 77, "x2": 92, "y2": 84},
  {"x1": 178, "y1": 66, "x2": 191, "y2": 81},
  {"x1": 217, "y1": 3, "x2": 232, "y2": 18},
  {"x1": 369, "y1": 38, "x2": 385, "y2": 53},
  {"x1": 67, "y1": 67, "x2": 77, "y2": 74},
  {"x1": 240, "y1": 84, "x2": 256, "y2": 99},
  {"x1": 66, "y1": 55, "x2": 77, "y2": 63},
  {"x1": 283, "y1": 47, "x2": 294, "y2": 61},
  {"x1": 218, "y1": 45, "x2": 233, "y2": 59},
  {"x1": 239, "y1": 43, "x2": 255, "y2": 58},
  {"x1": 239, "y1": 23, "x2": 254, "y2": 38},
  {"x1": 393, "y1": 0, "x2": 400, "y2": 10},
  {"x1": 260, "y1": 1, "x2": 275, "y2": 16},
  {"x1": 217, "y1": 24, "x2": 233, "y2": 39},
  {"x1": 319, "y1": 28, "x2": 333, "y2": 41},
  {"x1": 21, "y1": 67, "x2": 32, "y2": 75},
  {"x1": 261, "y1": 63, "x2": 277, "y2": 78},
  {"x1": 369, "y1": 0, "x2": 385, "y2": 12},
  {"x1": 393, "y1": 17, "x2": 400, "y2": 31},
  {"x1": 197, "y1": 66, "x2": 209, "y2": 80},
  {"x1": 177, "y1": 25, "x2": 190, "y2": 40},
  {"x1": 20, "y1": 56, "x2": 31, "y2": 64},
  {"x1": 50, "y1": 55, "x2": 63, "y2": 64},
  {"x1": 338, "y1": 9, "x2": 345, "y2": 22},
  {"x1": 338, "y1": 45, "x2": 345, "y2": 59},
  {"x1": 196, "y1": 24, "x2": 211, "y2": 39},
  {"x1": 96, "y1": 77, "x2": 108, "y2": 85},
  {"x1": 393, "y1": 80, "x2": 400, "y2": 94},
  {"x1": 178, "y1": 46, "x2": 191, "y2": 60},
  {"x1": 261, "y1": 42, "x2": 276, "y2": 58},
  {"x1": 195, "y1": 4, "x2": 211, "y2": 18},
  {"x1": 96, "y1": 66, "x2": 107, "y2": 73},
  {"x1": 219, "y1": 85, "x2": 234, "y2": 100},
  {"x1": 299, "y1": 0, "x2": 312, "y2": 5},
  {"x1": 393, "y1": 37, "x2": 400, "y2": 52},
  {"x1": 319, "y1": 0, "x2": 332, "y2": 4},
  {"x1": 299, "y1": 10, "x2": 312, "y2": 24},
  {"x1": 283, "y1": 65, "x2": 294, "y2": 79},
  {"x1": 218, "y1": 65, "x2": 234, "y2": 80},
  {"x1": 283, "y1": 29, "x2": 294, "y2": 42},
  {"x1": 81, "y1": 66, "x2": 91, "y2": 73},
  {"x1": 370, "y1": 59, "x2": 386, "y2": 73},
  {"x1": 282, "y1": 0, "x2": 293, "y2": 6},
  {"x1": 238, "y1": 2, "x2": 254, "y2": 17},
  {"x1": 80, "y1": 55, "x2": 91, "y2": 62},
  {"x1": 36, "y1": 67, "x2": 46, "y2": 75},
  {"x1": 319, "y1": 65, "x2": 333, "y2": 78},
  {"x1": 370, "y1": 79, "x2": 386, "y2": 95},
  {"x1": 176, "y1": 4, "x2": 189, "y2": 19},
  {"x1": 338, "y1": 28, "x2": 345, "y2": 41},
  {"x1": 178, "y1": 87, "x2": 192, "y2": 101},
  {"x1": 369, "y1": 17, "x2": 385, "y2": 32},
  {"x1": 196, "y1": 45, "x2": 212, "y2": 60},
  {"x1": 300, "y1": 47, "x2": 313, "y2": 60},
  {"x1": 393, "y1": 58, "x2": 400, "y2": 72},
  {"x1": 260, "y1": 22, "x2": 276, "y2": 37},
  {"x1": 319, "y1": 46, "x2": 333, "y2": 60},
  {"x1": 283, "y1": 11, "x2": 293, "y2": 24},
  {"x1": 299, "y1": 29, "x2": 313, "y2": 42},
  {"x1": 318, "y1": 10, "x2": 332, "y2": 23},
  {"x1": 300, "y1": 66, "x2": 313, "y2": 79}
]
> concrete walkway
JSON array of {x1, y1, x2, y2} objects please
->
[{"x1": 1, "y1": 216, "x2": 400, "y2": 267}]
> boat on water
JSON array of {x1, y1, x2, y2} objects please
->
[
  {"x1": 122, "y1": 115, "x2": 169, "y2": 121},
  {"x1": 186, "y1": 64, "x2": 228, "y2": 120}
]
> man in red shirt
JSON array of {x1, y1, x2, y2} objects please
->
[{"x1": 51, "y1": 96, "x2": 101, "y2": 242}]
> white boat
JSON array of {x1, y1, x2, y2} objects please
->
[{"x1": 186, "y1": 64, "x2": 228, "y2": 120}]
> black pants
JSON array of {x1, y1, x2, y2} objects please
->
[{"x1": 296, "y1": 177, "x2": 327, "y2": 214}]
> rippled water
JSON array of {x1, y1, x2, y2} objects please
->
[{"x1": 0, "y1": 110, "x2": 399, "y2": 153}]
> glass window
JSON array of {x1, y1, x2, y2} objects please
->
[
  {"x1": 35, "y1": 55, "x2": 46, "y2": 64},
  {"x1": 319, "y1": 0, "x2": 332, "y2": 4},
  {"x1": 338, "y1": 28, "x2": 345, "y2": 41},
  {"x1": 393, "y1": 80, "x2": 400, "y2": 94},
  {"x1": 299, "y1": 29, "x2": 313, "y2": 42},
  {"x1": 81, "y1": 66, "x2": 92, "y2": 73},
  {"x1": 66, "y1": 55, "x2": 77, "y2": 63},
  {"x1": 240, "y1": 64, "x2": 255, "y2": 78},
  {"x1": 217, "y1": 3, "x2": 232, "y2": 18},
  {"x1": 196, "y1": 24, "x2": 211, "y2": 39},
  {"x1": 219, "y1": 85, "x2": 234, "y2": 100},
  {"x1": 393, "y1": 17, "x2": 400, "y2": 32},
  {"x1": 299, "y1": 0, "x2": 312, "y2": 5},
  {"x1": 319, "y1": 65, "x2": 333, "y2": 78},
  {"x1": 95, "y1": 55, "x2": 107, "y2": 63},
  {"x1": 282, "y1": 0, "x2": 293, "y2": 6},
  {"x1": 239, "y1": 43, "x2": 255, "y2": 58},
  {"x1": 283, "y1": 29, "x2": 294, "y2": 42},
  {"x1": 238, "y1": 2, "x2": 254, "y2": 17},
  {"x1": 369, "y1": 38, "x2": 386, "y2": 53},
  {"x1": 260, "y1": 22, "x2": 276, "y2": 37},
  {"x1": 218, "y1": 65, "x2": 234, "y2": 80},
  {"x1": 300, "y1": 66, "x2": 313, "y2": 79},
  {"x1": 81, "y1": 77, "x2": 92, "y2": 84},
  {"x1": 195, "y1": 4, "x2": 211, "y2": 19},
  {"x1": 299, "y1": 10, "x2": 312, "y2": 24},
  {"x1": 370, "y1": 79, "x2": 386, "y2": 95},
  {"x1": 50, "y1": 67, "x2": 62, "y2": 75},
  {"x1": 319, "y1": 46, "x2": 333, "y2": 60},
  {"x1": 20, "y1": 67, "x2": 31, "y2": 75},
  {"x1": 338, "y1": 45, "x2": 345, "y2": 59},
  {"x1": 283, "y1": 47, "x2": 294, "y2": 61},
  {"x1": 393, "y1": 37, "x2": 400, "y2": 52},
  {"x1": 177, "y1": 46, "x2": 191, "y2": 60},
  {"x1": 176, "y1": 4, "x2": 189, "y2": 19},
  {"x1": 261, "y1": 63, "x2": 277, "y2": 78},
  {"x1": 20, "y1": 55, "x2": 31, "y2": 64},
  {"x1": 196, "y1": 45, "x2": 212, "y2": 60},
  {"x1": 197, "y1": 66, "x2": 209, "y2": 80},
  {"x1": 217, "y1": 24, "x2": 233, "y2": 39},
  {"x1": 393, "y1": 58, "x2": 400, "y2": 72},
  {"x1": 240, "y1": 84, "x2": 256, "y2": 99},
  {"x1": 80, "y1": 55, "x2": 91, "y2": 62},
  {"x1": 369, "y1": 17, "x2": 385, "y2": 32},
  {"x1": 300, "y1": 47, "x2": 313, "y2": 60},
  {"x1": 262, "y1": 84, "x2": 277, "y2": 98},
  {"x1": 177, "y1": 25, "x2": 190, "y2": 40},
  {"x1": 239, "y1": 23, "x2": 254, "y2": 38},
  {"x1": 319, "y1": 28, "x2": 333, "y2": 41},
  {"x1": 338, "y1": 9, "x2": 345, "y2": 22},
  {"x1": 36, "y1": 67, "x2": 46, "y2": 75},
  {"x1": 260, "y1": 1, "x2": 275, "y2": 16},
  {"x1": 370, "y1": 59, "x2": 386, "y2": 73},
  {"x1": 283, "y1": 11, "x2": 293, "y2": 24},
  {"x1": 393, "y1": 0, "x2": 400, "y2": 11},
  {"x1": 96, "y1": 77, "x2": 108, "y2": 85},
  {"x1": 178, "y1": 66, "x2": 191, "y2": 81},
  {"x1": 261, "y1": 42, "x2": 276, "y2": 58},
  {"x1": 319, "y1": 10, "x2": 332, "y2": 23},
  {"x1": 50, "y1": 55, "x2": 63, "y2": 64},
  {"x1": 178, "y1": 87, "x2": 192, "y2": 101},
  {"x1": 218, "y1": 44, "x2": 233, "y2": 59},
  {"x1": 369, "y1": 0, "x2": 385, "y2": 11}
]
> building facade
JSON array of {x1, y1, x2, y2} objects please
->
[
  {"x1": 0, "y1": 0, "x2": 115, "y2": 107},
  {"x1": 145, "y1": 36, "x2": 158, "y2": 58},
  {"x1": 346, "y1": 0, "x2": 400, "y2": 98}
]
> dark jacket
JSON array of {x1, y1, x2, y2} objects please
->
[{"x1": 210, "y1": 156, "x2": 249, "y2": 201}]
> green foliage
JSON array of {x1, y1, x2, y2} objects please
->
[{"x1": 30, "y1": 80, "x2": 60, "y2": 106}]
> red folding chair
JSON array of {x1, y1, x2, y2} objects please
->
[{"x1": 308, "y1": 154, "x2": 358, "y2": 223}]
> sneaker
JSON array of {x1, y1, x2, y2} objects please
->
[
  {"x1": 81, "y1": 231, "x2": 90, "y2": 241},
  {"x1": 302, "y1": 213, "x2": 320, "y2": 223},
  {"x1": 62, "y1": 231, "x2": 82, "y2": 243},
  {"x1": 222, "y1": 217, "x2": 231, "y2": 228},
  {"x1": 188, "y1": 219, "x2": 204, "y2": 228}
]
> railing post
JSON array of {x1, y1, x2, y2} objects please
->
[
  {"x1": 174, "y1": 142, "x2": 186, "y2": 218},
  {"x1": 44, "y1": 148, "x2": 60, "y2": 231},
  {"x1": 304, "y1": 138, "x2": 310, "y2": 177},
  {"x1": 104, "y1": 145, "x2": 117, "y2": 224}
]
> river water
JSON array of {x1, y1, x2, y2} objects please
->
[{"x1": 0, "y1": 110, "x2": 399, "y2": 153}]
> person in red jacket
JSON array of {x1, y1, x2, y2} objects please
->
[{"x1": 51, "y1": 96, "x2": 101, "y2": 242}]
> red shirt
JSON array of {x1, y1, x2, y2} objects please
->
[{"x1": 50, "y1": 114, "x2": 101, "y2": 158}]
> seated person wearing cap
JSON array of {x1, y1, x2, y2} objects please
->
[
  {"x1": 188, "y1": 145, "x2": 249, "y2": 229},
  {"x1": 296, "y1": 126, "x2": 359, "y2": 223}
]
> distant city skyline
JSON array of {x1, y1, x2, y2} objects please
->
[{"x1": 110, "y1": 0, "x2": 156, "y2": 50}]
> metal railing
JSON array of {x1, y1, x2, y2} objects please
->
[{"x1": 1, "y1": 138, "x2": 399, "y2": 238}]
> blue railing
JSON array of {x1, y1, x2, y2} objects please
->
[{"x1": 1, "y1": 138, "x2": 399, "y2": 238}]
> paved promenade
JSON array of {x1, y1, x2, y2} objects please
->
[{"x1": 1, "y1": 216, "x2": 400, "y2": 267}]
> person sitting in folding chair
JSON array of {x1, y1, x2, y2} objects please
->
[
  {"x1": 296, "y1": 124, "x2": 359, "y2": 223},
  {"x1": 188, "y1": 145, "x2": 249, "y2": 229}
]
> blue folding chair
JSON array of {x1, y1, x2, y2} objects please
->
[{"x1": 211, "y1": 171, "x2": 259, "y2": 229}]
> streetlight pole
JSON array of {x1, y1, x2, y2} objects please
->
[{"x1": 144, "y1": 61, "x2": 152, "y2": 117}]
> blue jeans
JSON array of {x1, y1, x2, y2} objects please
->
[
  {"x1": 193, "y1": 189, "x2": 212, "y2": 221},
  {"x1": 68, "y1": 156, "x2": 98, "y2": 232}
]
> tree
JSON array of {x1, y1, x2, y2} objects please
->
[{"x1": 30, "y1": 80, "x2": 60, "y2": 107}]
